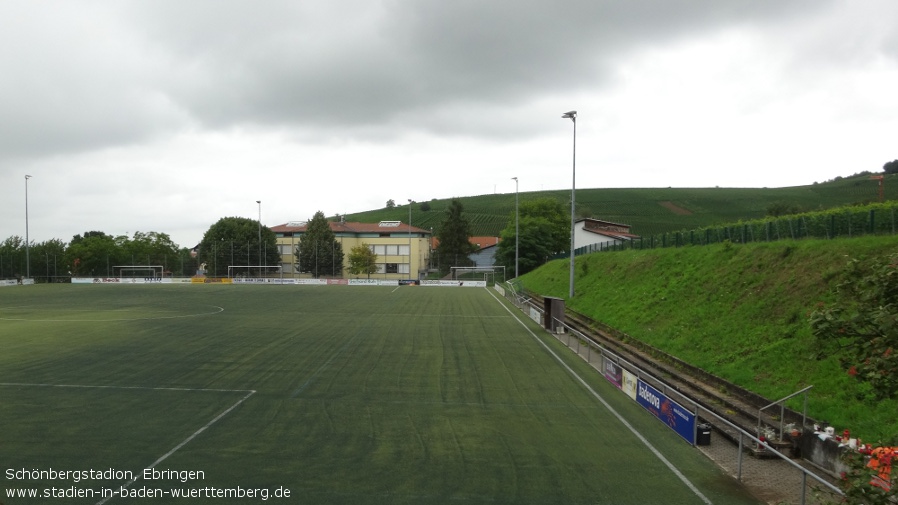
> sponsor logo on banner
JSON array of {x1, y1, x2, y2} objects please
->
[
  {"x1": 349, "y1": 279, "x2": 379, "y2": 286},
  {"x1": 602, "y1": 358, "x2": 622, "y2": 389},
  {"x1": 327, "y1": 279, "x2": 348, "y2": 285},
  {"x1": 635, "y1": 379, "x2": 696, "y2": 444},
  {"x1": 622, "y1": 370, "x2": 638, "y2": 401},
  {"x1": 398, "y1": 280, "x2": 419, "y2": 286}
]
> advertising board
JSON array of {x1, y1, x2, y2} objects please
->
[{"x1": 635, "y1": 379, "x2": 696, "y2": 444}]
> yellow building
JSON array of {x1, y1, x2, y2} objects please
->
[{"x1": 271, "y1": 220, "x2": 432, "y2": 280}]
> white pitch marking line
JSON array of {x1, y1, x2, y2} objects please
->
[
  {"x1": 0, "y1": 382, "x2": 255, "y2": 505},
  {"x1": 484, "y1": 288, "x2": 715, "y2": 505},
  {"x1": 95, "y1": 389, "x2": 256, "y2": 505},
  {"x1": 0, "y1": 305, "x2": 225, "y2": 322}
]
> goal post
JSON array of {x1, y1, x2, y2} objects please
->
[
  {"x1": 227, "y1": 265, "x2": 282, "y2": 279},
  {"x1": 113, "y1": 265, "x2": 164, "y2": 279},
  {"x1": 450, "y1": 266, "x2": 505, "y2": 285}
]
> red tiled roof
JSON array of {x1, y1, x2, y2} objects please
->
[
  {"x1": 431, "y1": 236, "x2": 501, "y2": 250},
  {"x1": 271, "y1": 221, "x2": 430, "y2": 234}
]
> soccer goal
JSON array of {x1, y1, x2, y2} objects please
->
[
  {"x1": 450, "y1": 266, "x2": 505, "y2": 285},
  {"x1": 227, "y1": 265, "x2": 282, "y2": 279},
  {"x1": 113, "y1": 265, "x2": 164, "y2": 279}
]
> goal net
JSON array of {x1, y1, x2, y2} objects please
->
[
  {"x1": 113, "y1": 265, "x2": 164, "y2": 279},
  {"x1": 450, "y1": 266, "x2": 505, "y2": 285}
]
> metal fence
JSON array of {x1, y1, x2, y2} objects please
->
[{"x1": 560, "y1": 202, "x2": 898, "y2": 258}]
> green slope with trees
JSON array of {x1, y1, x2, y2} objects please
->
[{"x1": 517, "y1": 234, "x2": 898, "y2": 441}]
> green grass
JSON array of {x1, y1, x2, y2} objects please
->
[
  {"x1": 344, "y1": 173, "x2": 898, "y2": 237},
  {"x1": 1, "y1": 285, "x2": 762, "y2": 504},
  {"x1": 520, "y1": 234, "x2": 898, "y2": 441}
]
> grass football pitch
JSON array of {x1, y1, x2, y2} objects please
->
[{"x1": 0, "y1": 285, "x2": 762, "y2": 504}]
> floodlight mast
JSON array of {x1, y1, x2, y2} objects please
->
[
  {"x1": 511, "y1": 177, "x2": 518, "y2": 279},
  {"x1": 561, "y1": 110, "x2": 576, "y2": 299},
  {"x1": 25, "y1": 175, "x2": 32, "y2": 279}
]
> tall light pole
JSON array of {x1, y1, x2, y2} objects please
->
[
  {"x1": 511, "y1": 177, "x2": 519, "y2": 279},
  {"x1": 562, "y1": 110, "x2": 577, "y2": 299},
  {"x1": 256, "y1": 200, "x2": 262, "y2": 270},
  {"x1": 25, "y1": 175, "x2": 32, "y2": 279},
  {"x1": 408, "y1": 199, "x2": 413, "y2": 280}
]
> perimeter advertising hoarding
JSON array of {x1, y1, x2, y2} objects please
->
[
  {"x1": 635, "y1": 379, "x2": 696, "y2": 445},
  {"x1": 421, "y1": 280, "x2": 487, "y2": 287},
  {"x1": 622, "y1": 370, "x2": 638, "y2": 401},
  {"x1": 73, "y1": 278, "x2": 176, "y2": 284},
  {"x1": 602, "y1": 357, "x2": 622, "y2": 389}
]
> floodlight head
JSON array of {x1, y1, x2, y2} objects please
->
[
  {"x1": 511, "y1": 176, "x2": 517, "y2": 181},
  {"x1": 25, "y1": 174, "x2": 32, "y2": 180},
  {"x1": 256, "y1": 200, "x2": 261, "y2": 204},
  {"x1": 562, "y1": 110, "x2": 577, "y2": 121}
]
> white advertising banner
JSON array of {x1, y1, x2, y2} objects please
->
[{"x1": 72, "y1": 277, "x2": 172, "y2": 284}]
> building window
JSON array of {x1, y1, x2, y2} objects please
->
[{"x1": 386, "y1": 263, "x2": 398, "y2": 273}]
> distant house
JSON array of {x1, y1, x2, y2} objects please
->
[
  {"x1": 468, "y1": 236, "x2": 500, "y2": 267},
  {"x1": 574, "y1": 218, "x2": 639, "y2": 252},
  {"x1": 430, "y1": 236, "x2": 501, "y2": 268}
]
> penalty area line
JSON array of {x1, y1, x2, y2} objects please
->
[
  {"x1": 0, "y1": 382, "x2": 255, "y2": 505},
  {"x1": 483, "y1": 289, "x2": 714, "y2": 505},
  {"x1": 95, "y1": 389, "x2": 256, "y2": 505}
]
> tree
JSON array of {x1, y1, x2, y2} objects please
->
[
  {"x1": 0, "y1": 236, "x2": 26, "y2": 279},
  {"x1": 494, "y1": 198, "x2": 570, "y2": 276},
  {"x1": 31, "y1": 238, "x2": 67, "y2": 281},
  {"x1": 296, "y1": 211, "x2": 344, "y2": 278},
  {"x1": 883, "y1": 160, "x2": 898, "y2": 174},
  {"x1": 386, "y1": 199, "x2": 396, "y2": 209},
  {"x1": 435, "y1": 199, "x2": 476, "y2": 274},
  {"x1": 64, "y1": 231, "x2": 120, "y2": 277},
  {"x1": 199, "y1": 217, "x2": 280, "y2": 277},
  {"x1": 419, "y1": 201, "x2": 431, "y2": 212},
  {"x1": 347, "y1": 243, "x2": 378, "y2": 278},
  {"x1": 765, "y1": 201, "x2": 803, "y2": 218},
  {"x1": 121, "y1": 231, "x2": 180, "y2": 274},
  {"x1": 810, "y1": 253, "x2": 898, "y2": 399}
]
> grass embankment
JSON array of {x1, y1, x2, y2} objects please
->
[{"x1": 519, "y1": 235, "x2": 898, "y2": 442}]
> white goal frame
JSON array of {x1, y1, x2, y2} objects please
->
[
  {"x1": 113, "y1": 265, "x2": 164, "y2": 278},
  {"x1": 450, "y1": 266, "x2": 505, "y2": 284},
  {"x1": 227, "y1": 265, "x2": 282, "y2": 279}
]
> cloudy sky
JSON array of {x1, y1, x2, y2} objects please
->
[{"x1": 2, "y1": 1, "x2": 896, "y2": 248}]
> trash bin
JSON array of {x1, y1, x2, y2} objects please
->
[{"x1": 696, "y1": 423, "x2": 712, "y2": 446}]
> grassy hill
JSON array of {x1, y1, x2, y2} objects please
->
[
  {"x1": 517, "y1": 234, "x2": 898, "y2": 442},
  {"x1": 343, "y1": 173, "x2": 896, "y2": 237}
]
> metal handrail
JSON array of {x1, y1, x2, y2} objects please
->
[{"x1": 758, "y1": 385, "x2": 813, "y2": 442}]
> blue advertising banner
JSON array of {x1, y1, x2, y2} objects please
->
[{"x1": 635, "y1": 379, "x2": 696, "y2": 445}]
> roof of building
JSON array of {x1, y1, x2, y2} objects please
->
[
  {"x1": 581, "y1": 228, "x2": 641, "y2": 240},
  {"x1": 431, "y1": 236, "x2": 501, "y2": 251},
  {"x1": 271, "y1": 220, "x2": 430, "y2": 235},
  {"x1": 575, "y1": 217, "x2": 632, "y2": 228}
]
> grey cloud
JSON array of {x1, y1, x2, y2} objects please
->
[
  {"x1": 0, "y1": 0, "x2": 840, "y2": 162},
  {"x1": 130, "y1": 0, "x2": 834, "y2": 133}
]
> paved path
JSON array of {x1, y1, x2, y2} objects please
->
[{"x1": 696, "y1": 434, "x2": 841, "y2": 505}]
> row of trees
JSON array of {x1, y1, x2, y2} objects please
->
[
  {"x1": 0, "y1": 231, "x2": 188, "y2": 280},
  {"x1": 2, "y1": 196, "x2": 573, "y2": 281}
]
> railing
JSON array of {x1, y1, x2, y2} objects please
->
[{"x1": 499, "y1": 282, "x2": 843, "y2": 505}]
